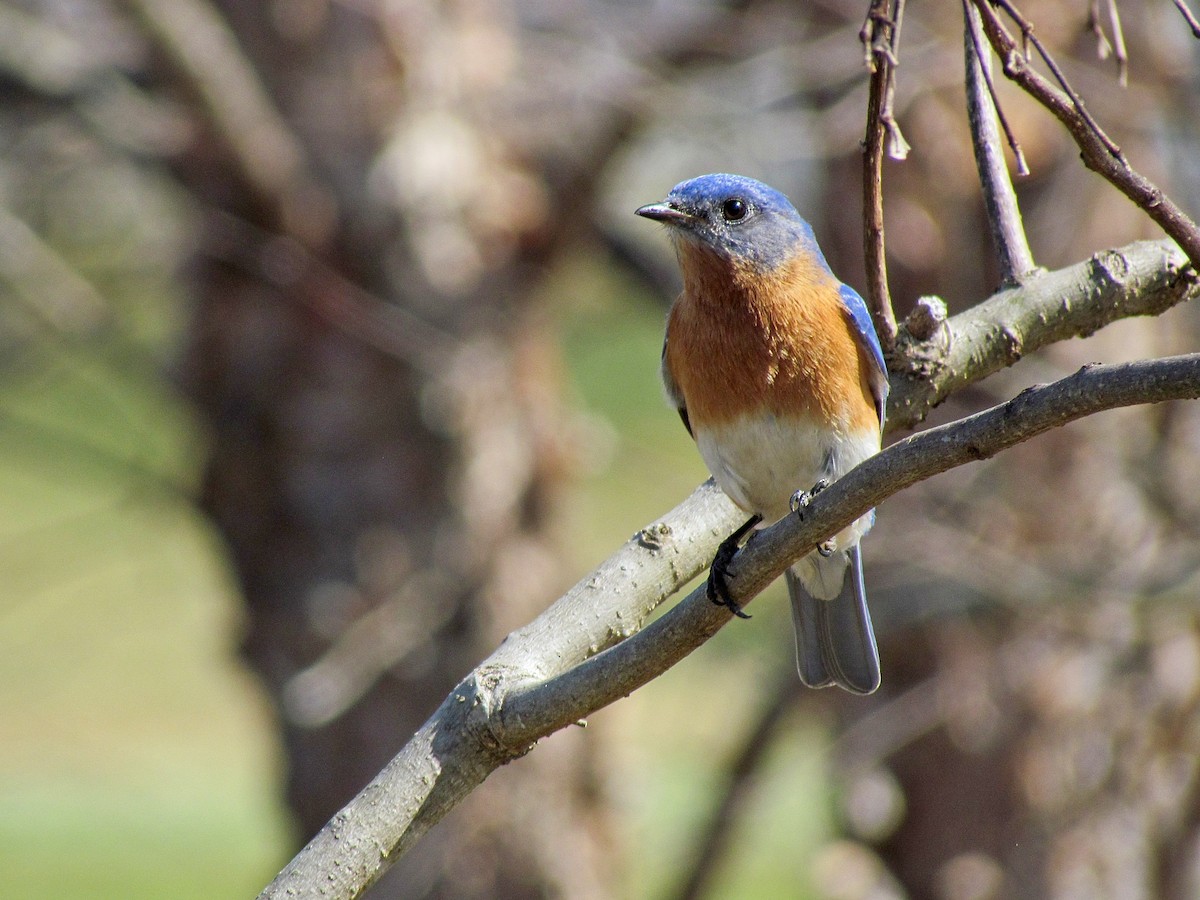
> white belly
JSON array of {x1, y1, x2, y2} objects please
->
[{"x1": 695, "y1": 412, "x2": 880, "y2": 546}]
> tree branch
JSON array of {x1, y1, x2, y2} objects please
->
[
  {"x1": 669, "y1": 673, "x2": 799, "y2": 900},
  {"x1": 963, "y1": 0, "x2": 1035, "y2": 285},
  {"x1": 888, "y1": 238, "x2": 1197, "y2": 429},
  {"x1": 258, "y1": 481, "x2": 746, "y2": 900},
  {"x1": 1088, "y1": 0, "x2": 1128, "y2": 87},
  {"x1": 258, "y1": 238, "x2": 1200, "y2": 897},
  {"x1": 121, "y1": 0, "x2": 334, "y2": 246},
  {"x1": 970, "y1": 0, "x2": 1200, "y2": 269},
  {"x1": 1174, "y1": 0, "x2": 1200, "y2": 39},
  {"x1": 493, "y1": 355, "x2": 1200, "y2": 744},
  {"x1": 860, "y1": 0, "x2": 906, "y2": 352}
]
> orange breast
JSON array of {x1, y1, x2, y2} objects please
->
[{"x1": 664, "y1": 245, "x2": 878, "y2": 435}]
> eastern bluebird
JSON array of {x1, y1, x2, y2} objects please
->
[{"x1": 636, "y1": 174, "x2": 889, "y2": 694}]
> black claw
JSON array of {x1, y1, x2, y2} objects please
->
[{"x1": 706, "y1": 514, "x2": 761, "y2": 619}]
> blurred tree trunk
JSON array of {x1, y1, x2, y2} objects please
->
[
  {"x1": 17, "y1": 0, "x2": 1196, "y2": 895},
  {"x1": 160, "y1": 2, "x2": 614, "y2": 895}
]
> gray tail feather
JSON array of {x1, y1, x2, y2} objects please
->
[{"x1": 786, "y1": 545, "x2": 880, "y2": 695}]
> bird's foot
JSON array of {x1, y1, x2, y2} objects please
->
[
  {"x1": 789, "y1": 479, "x2": 831, "y2": 519},
  {"x1": 706, "y1": 514, "x2": 761, "y2": 619}
]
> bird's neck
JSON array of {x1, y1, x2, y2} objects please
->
[{"x1": 675, "y1": 241, "x2": 831, "y2": 317}]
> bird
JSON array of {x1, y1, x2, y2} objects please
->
[{"x1": 635, "y1": 173, "x2": 889, "y2": 694}]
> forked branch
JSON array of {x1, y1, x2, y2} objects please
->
[
  {"x1": 260, "y1": 348, "x2": 1200, "y2": 900},
  {"x1": 970, "y1": 0, "x2": 1200, "y2": 268}
]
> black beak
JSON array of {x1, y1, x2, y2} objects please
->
[{"x1": 635, "y1": 202, "x2": 694, "y2": 225}]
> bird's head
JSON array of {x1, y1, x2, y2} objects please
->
[{"x1": 636, "y1": 174, "x2": 826, "y2": 274}]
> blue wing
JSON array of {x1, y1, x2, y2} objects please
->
[{"x1": 838, "y1": 283, "x2": 889, "y2": 423}]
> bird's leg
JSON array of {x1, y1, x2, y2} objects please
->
[
  {"x1": 707, "y1": 514, "x2": 762, "y2": 619},
  {"x1": 790, "y1": 479, "x2": 837, "y2": 557}
]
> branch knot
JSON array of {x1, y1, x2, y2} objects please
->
[
  {"x1": 467, "y1": 667, "x2": 540, "y2": 763},
  {"x1": 903, "y1": 295, "x2": 949, "y2": 342}
]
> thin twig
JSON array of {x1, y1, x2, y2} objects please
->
[
  {"x1": 121, "y1": 0, "x2": 333, "y2": 247},
  {"x1": 970, "y1": 0, "x2": 1200, "y2": 269},
  {"x1": 988, "y1": 0, "x2": 1122, "y2": 158},
  {"x1": 879, "y1": 0, "x2": 910, "y2": 161},
  {"x1": 670, "y1": 674, "x2": 799, "y2": 900},
  {"x1": 1089, "y1": 0, "x2": 1129, "y2": 86},
  {"x1": 964, "y1": 0, "x2": 1028, "y2": 177},
  {"x1": 963, "y1": 0, "x2": 1035, "y2": 285},
  {"x1": 1107, "y1": 0, "x2": 1129, "y2": 87},
  {"x1": 860, "y1": 0, "x2": 904, "y2": 353},
  {"x1": 832, "y1": 676, "x2": 944, "y2": 773},
  {"x1": 203, "y1": 211, "x2": 456, "y2": 372},
  {"x1": 1088, "y1": 1, "x2": 1114, "y2": 60},
  {"x1": 0, "y1": 203, "x2": 109, "y2": 333},
  {"x1": 281, "y1": 570, "x2": 461, "y2": 728},
  {"x1": 1174, "y1": 0, "x2": 1200, "y2": 39}
]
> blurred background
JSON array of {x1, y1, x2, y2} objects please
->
[{"x1": 3, "y1": 1, "x2": 1200, "y2": 898}]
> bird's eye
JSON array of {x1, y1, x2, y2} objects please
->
[{"x1": 721, "y1": 198, "x2": 748, "y2": 222}]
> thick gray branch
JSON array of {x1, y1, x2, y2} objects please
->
[
  {"x1": 257, "y1": 482, "x2": 746, "y2": 899},
  {"x1": 888, "y1": 238, "x2": 1198, "y2": 429},
  {"x1": 259, "y1": 239, "x2": 1199, "y2": 899},
  {"x1": 496, "y1": 353, "x2": 1200, "y2": 745}
]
